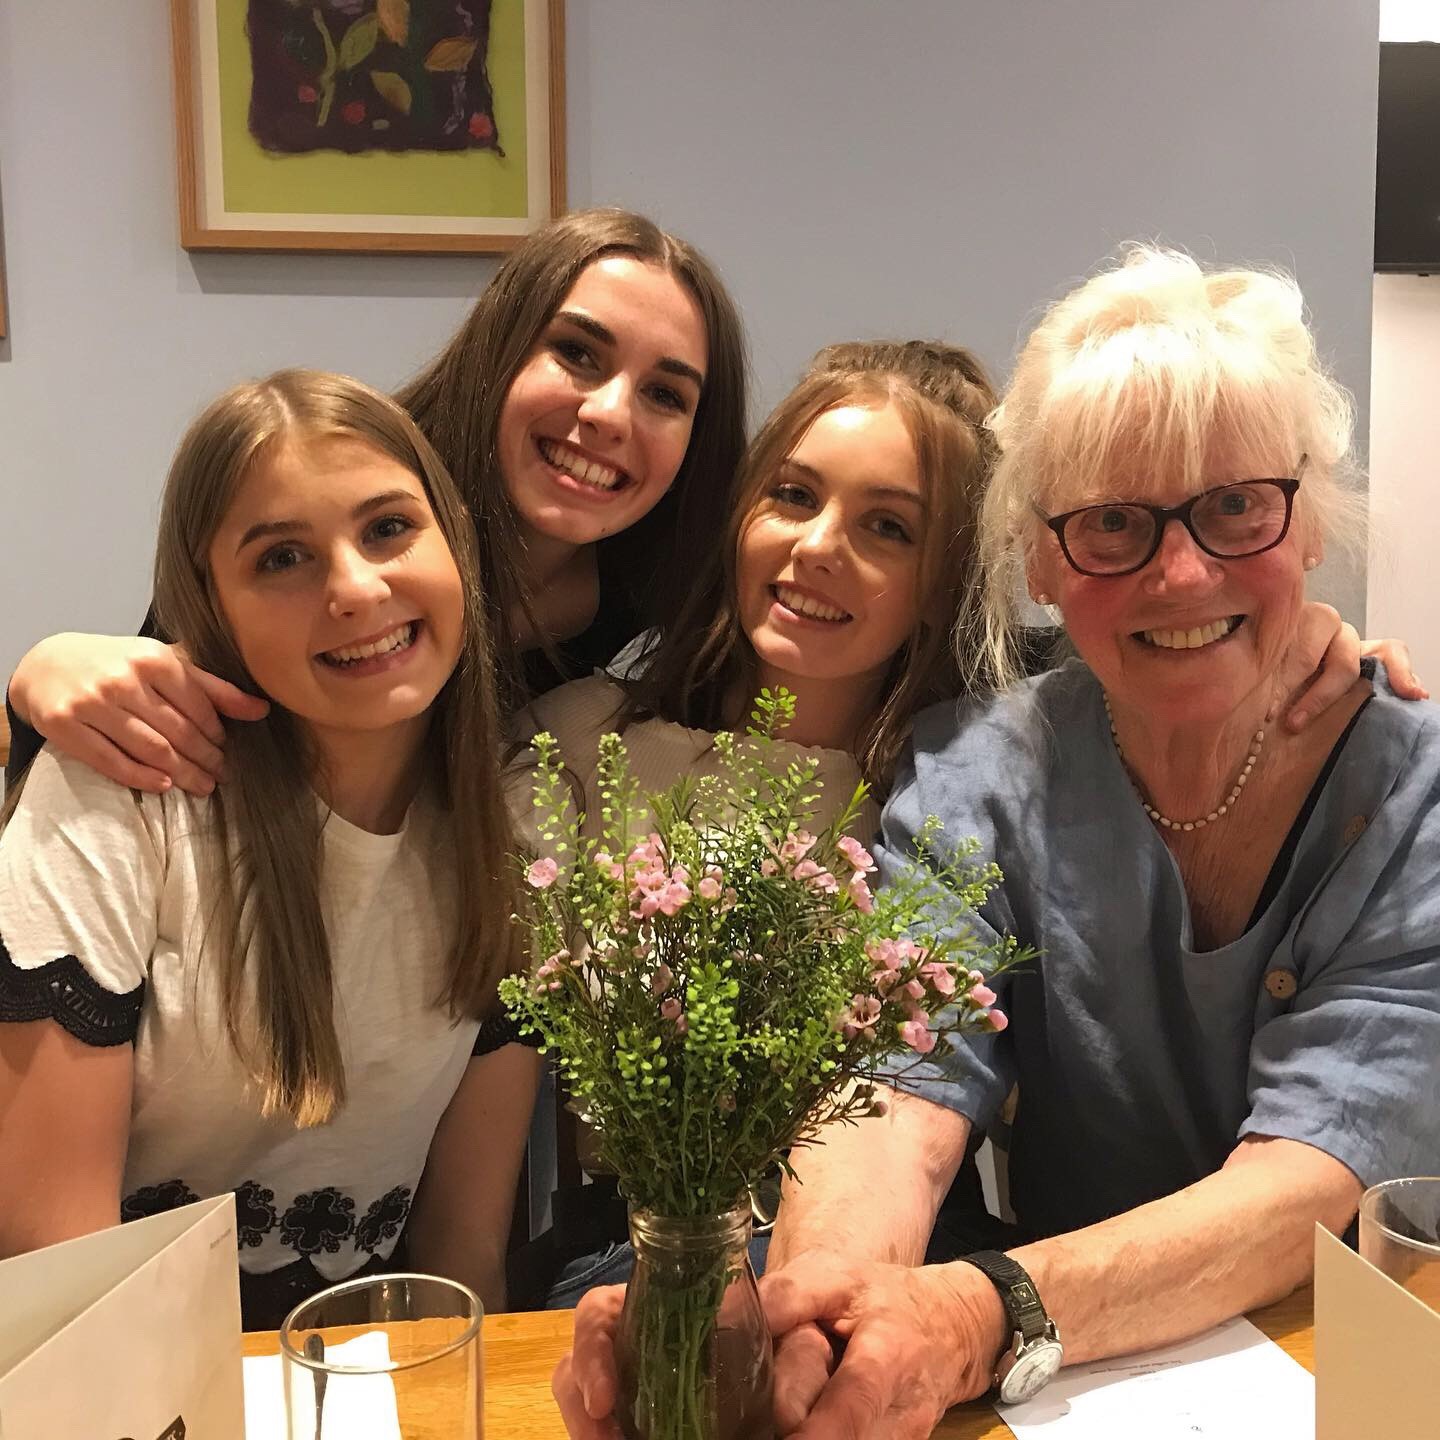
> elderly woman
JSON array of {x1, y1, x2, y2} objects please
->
[{"x1": 735, "y1": 248, "x2": 1440, "y2": 1437}]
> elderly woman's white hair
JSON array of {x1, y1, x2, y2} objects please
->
[{"x1": 976, "y1": 246, "x2": 1364, "y2": 687}]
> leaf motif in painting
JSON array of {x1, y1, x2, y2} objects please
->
[
  {"x1": 424, "y1": 37, "x2": 478, "y2": 73},
  {"x1": 370, "y1": 70, "x2": 413, "y2": 115},
  {"x1": 377, "y1": 0, "x2": 410, "y2": 46},
  {"x1": 338, "y1": 12, "x2": 379, "y2": 72}
]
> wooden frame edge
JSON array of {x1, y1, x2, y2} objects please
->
[{"x1": 172, "y1": 0, "x2": 568, "y2": 256}]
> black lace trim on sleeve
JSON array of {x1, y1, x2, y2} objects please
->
[
  {"x1": 0, "y1": 939, "x2": 144, "y2": 1046},
  {"x1": 472, "y1": 1010, "x2": 543, "y2": 1056}
]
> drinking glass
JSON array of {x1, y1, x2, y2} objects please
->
[
  {"x1": 1358, "y1": 1177, "x2": 1440, "y2": 1314},
  {"x1": 280, "y1": 1273, "x2": 483, "y2": 1439}
]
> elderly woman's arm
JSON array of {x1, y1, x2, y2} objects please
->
[
  {"x1": 761, "y1": 1131, "x2": 1358, "y2": 1438},
  {"x1": 1008, "y1": 1133, "x2": 1358, "y2": 1360}
]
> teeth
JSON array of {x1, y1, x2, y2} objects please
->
[
  {"x1": 324, "y1": 622, "x2": 416, "y2": 665},
  {"x1": 775, "y1": 583, "x2": 850, "y2": 623},
  {"x1": 1142, "y1": 617, "x2": 1238, "y2": 650},
  {"x1": 538, "y1": 438, "x2": 622, "y2": 491}
]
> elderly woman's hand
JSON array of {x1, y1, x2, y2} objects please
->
[
  {"x1": 553, "y1": 1285, "x2": 626, "y2": 1438},
  {"x1": 761, "y1": 1254, "x2": 1007, "y2": 1439},
  {"x1": 1280, "y1": 604, "x2": 1427, "y2": 732}
]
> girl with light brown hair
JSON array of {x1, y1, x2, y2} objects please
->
[
  {"x1": 510, "y1": 337, "x2": 1002, "y2": 1307},
  {"x1": 0, "y1": 370, "x2": 534, "y2": 1329}
]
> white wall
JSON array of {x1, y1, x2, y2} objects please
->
[
  {"x1": 0, "y1": 0, "x2": 1380, "y2": 677},
  {"x1": 1368, "y1": 275, "x2": 1440, "y2": 681}
]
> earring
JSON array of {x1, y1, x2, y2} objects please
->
[
  {"x1": 1303, "y1": 556, "x2": 1319, "y2": 571},
  {"x1": 1034, "y1": 593, "x2": 1053, "y2": 605}
]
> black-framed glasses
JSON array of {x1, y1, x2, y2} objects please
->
[{"x1": 1041, "y1": 463, "x2": 1305, "y2": 578}]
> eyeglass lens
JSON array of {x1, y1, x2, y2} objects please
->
[{"x1": 1064, "y1": 482, "x2": 1291, "y2": 573}]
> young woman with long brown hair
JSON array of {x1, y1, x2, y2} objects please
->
[
  {"x1": 0, "y1": 371, "x2": 531, "y2": 1329},
  {"x1": 509, "y1": 337, "x2": 1002, "y2": 1308}
]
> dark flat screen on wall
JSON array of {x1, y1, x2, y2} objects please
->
[{"x1": 1377, "y1": 43, "x2": 1440, "y2": 272}]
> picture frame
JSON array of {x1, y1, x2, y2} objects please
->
[{"x1": 170, "y1": 0, "x2": 565, "y2": 254}]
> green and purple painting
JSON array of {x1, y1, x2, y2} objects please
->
[{"x1": 246, "y1": 0, "x2": 502, "y2": 155}]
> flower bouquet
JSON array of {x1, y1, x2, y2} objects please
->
[{"x1": 502, "y1": 693, "x2": 1028, "y2": 1440}]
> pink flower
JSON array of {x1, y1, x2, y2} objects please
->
[
  {"x1": 660, "y1": 996, "x2": 683, "y2": 1022},
  {"x1": 872, "y1": 969, "x2": 900, "y2": 995},
  {"x1": 837, "y1": 836, "x2": 876, "y2": 873},
  {"x1": 921, "y1": 961, "x2": 956, "y2": 997},
  {"x1": 904, "y1": 978, "x2": 926, "y2": 1001},
  {"x1": 847, "y1": 995, "x2": 882, "y2": 1029},
  {"x1": 866, "y1": 939, "x2": 902, "y2": 971},
  {"x1": 656, "y1": 881, "x2": 691, "y2": 916},
  {"x1": 794, "y1": 859, "x2": 838, "y2": 893},
  {"x1": 721, "y1": 887, "x2": 738, "y2": 910},
  {"x1": 847, "y1": 873, "x2": 874, "y2": 913},
  {"x1": 899, "y1": 1017, "x2": 937, "y2": 1054},
  {"x1": 698, "y1": 876, "x2": 722, "y2": 901},
  {"x1": 526, "y1": 857, "x2": 558, "y2": 889},
  {"x1": 968, "y1": 983, "x2": 997, "y2": 1009},
  {"x1": 468, "y1": 111, "x2": 495, "y2": 142},
  {"x1": 987, "y1": 1008, "x2": 1009, "y2": 1033},
  {"x1": 760, "y1": 858, "x2": 779, "y2": 877},
  {"x1": 779, "y1": 830, "x2": 817, "y2": 863},
  {"x1": 650, "y1": 964, "x2": 673, "y2": 995}
]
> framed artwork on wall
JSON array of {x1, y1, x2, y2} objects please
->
[{"x1": 171, "y1": 0, "x2": 565, "y2": 254}]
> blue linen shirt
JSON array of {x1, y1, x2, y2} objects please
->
[{"x1": 880, "y1": 660, "x2": 1440, "y2": 1239}]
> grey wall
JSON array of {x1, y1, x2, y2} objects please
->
[{"x1": 0, "y1": 1, "x2": 1378, "y2": 678}]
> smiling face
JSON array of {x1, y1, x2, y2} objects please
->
[
  {"x1": 497, "y1": 255, "x2": 709, "y2": 549},
  {"x1": 1030, "y1": 445, "x2": 1309, "y2": 729},
  {"x1": 207, "y1": 432, "x2": 466, "y2": 751},
  {"x1": 736, "y1": 401, "x2": 926, "y2": 695}
]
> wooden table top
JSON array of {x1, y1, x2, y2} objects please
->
[{"x1": 244, "y1": 1287, "x2": 1313, "y2": 1437}]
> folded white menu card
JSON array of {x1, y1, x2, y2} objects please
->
[
  {"x1": 996, "y1": 1315, "x2": 1313, "y2": 1437},
  {"x1": 244, "y1": 1330, "x2": 402, "y2": 1440}
]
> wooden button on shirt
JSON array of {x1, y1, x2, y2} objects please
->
[
  {"x1": 1343, "y1": 815, "x2": 1368, "y2": 845},
  {"x1": 1265, "y1": 969, "x2": 1299, "y2": 1001}
]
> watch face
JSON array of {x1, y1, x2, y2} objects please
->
[{"x1": 1000, "y1": 1340, "x2": 1064, "y2": 1405}]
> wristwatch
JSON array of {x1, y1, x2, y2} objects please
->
[{"x1": 958, "y1": 1249, "x2": 1063, "y2": 1404}]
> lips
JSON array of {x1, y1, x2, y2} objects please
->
[
  {"x1": 1136, "y1": 616, "x2": 1243, "y2": 650},
  {"x1": 772, "y1": 582, "x2": 852, "y2": 624},
  {"x1": 537, "y1": 437, "x2": 628, "y2": 493},
  {"x1": 318, "y1": 621, "x2": 418, "y2": 667}
]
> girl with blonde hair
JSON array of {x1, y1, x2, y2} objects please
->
[{"x1": 0, "y1": 370, "x2": 534, "y2": 1329}]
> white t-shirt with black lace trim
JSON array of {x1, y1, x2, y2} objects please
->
[{"x1": 0, "y1": 749, "x2": 478, "y2": 1283}]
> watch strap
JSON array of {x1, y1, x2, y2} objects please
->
[{"x1": 958, "y1": 1249, "x2": 1049, "y2": 1343}]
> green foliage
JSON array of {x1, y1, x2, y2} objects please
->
[{"x1": 501, "y1": 690, "x2": 1032, "y2": 1218}]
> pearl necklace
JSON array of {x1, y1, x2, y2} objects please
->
[{"x1": 1104, "y1": 696, "x2": 1270, "y2": 833}]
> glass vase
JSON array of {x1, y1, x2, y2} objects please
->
[{"x1": 614, "y1": 1202, "x2": 774, "y2": 1440}]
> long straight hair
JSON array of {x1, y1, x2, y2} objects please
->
[
  {"x1": 397, "y1": 208, "x2": 749, "y2": 706},
  {"x1": 152, "y1": 369, "x2": 518, "y2": 1127},
  {"x1": 622, "y1": 340, "x2": 999, "y2": 789}
]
